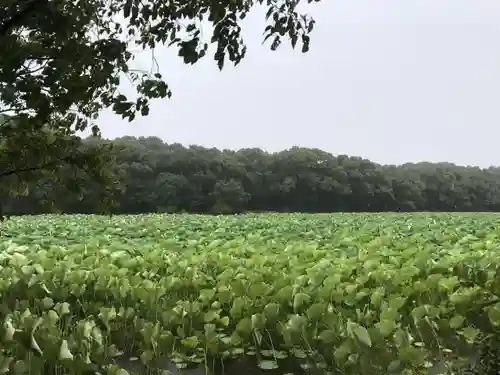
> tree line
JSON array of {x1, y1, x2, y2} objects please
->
[{"x1": 3, "y1": 136, "x2": 500, "y2": 215}]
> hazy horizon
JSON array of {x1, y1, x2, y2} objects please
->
[{"x1": 96, "y1": 0, "x2": 500, "y2": 168}]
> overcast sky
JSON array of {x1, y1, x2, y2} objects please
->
[{"x1": 97, "y1": 0, "x2": 500, "y2": 167}]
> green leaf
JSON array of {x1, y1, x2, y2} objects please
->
[
  {"x1": 460, "y1": 326, "x2": 480, "y2": 344},
  {"x1": 393, "y1": 328, "x2": 409, "y2": 348},
  {"x1": 438, "y1": 276, "x2": 460, "y2": 292},
  {"x1": 292, "y1": 348, "x2": 307, "y2": 359},
  {"x1": 42, "y1": 297, "x2": 54, "y2": 309},
  {"x1": 449, "y1": 314, "x2": 465, "y2": 329},
  {"x1": 398, "y1": 346, "x2": 426, "y2": 365},
  {"x1": 375, "y1": 320, "x2": 396, "y2": 337},
  {"x1": 263, "y1": 303, "x2": 280, "y2": 321},
  {"x1": 47, "y1": 310, "x2": 59, "y2": 324},
  {"x1": 318, "y1": 329, "x2": 336, "y2": 344},
  {"x1": 204, "y1": 310, "x2": 220, "y2": 322},
  {"x1": 449, "y1": 292, "x2": 472, "y2": 305},
  {"x1": 306, "y1": 303, "x2": 326, "y2": 320},
  {"x1": 30, "y1": 334, "x2": 43, "y2": 356},
  {"x1": 388, "y1": 295, "x2": 406, "y2": 310},
  {"x1": 249, "y1": 282, "x2": 269, "y2": 298},
  {"x1": 59, "y1": 340, "x2": 74, "y2": 360},
  {"x1": 293, "y1": 292, "x2": 311, "y2": 311},
  {"x1": 334, "y1": 339, "x2": 354, "y2": 362},
  {"x1": 370, "y1": 288, "x2": 385, "y2": 306},
  {"x1": 288, "y1": 315, "x2": 307, "y2": 331},
  {"x1": 488, "y1": 303, "x2": 500, "y2": 326},
  {"x1": 55, "y1": 302, "x2": 71, "y2": 316},
  {"x1": 251, "y1": 313, "x2": 266, "y2": 330},
  {"x1": 236, "y1": 318, "x2": 252, "y2": 335},
  {"x1": 387, "y1": 360, "x2": 401, "y2": 373},
  {"x1": 258, "y1": 360, "x2": 279, "y2": 370},
  {"x1": 181, "y1": 336, "x2": 199, "y2": 348},
  {"x1": 230, "y1": 297, "x2": 246, "y2": 318},
  {"x1": 3, "y1": 320, "x2": 15, "y2": 341},
  {"x1": 199, "y1": 288, "x2": 216, "y2": 301},
  {"x1": 276, "y1": 286, "x2": 294, "y2": 302},
  {"x1": 349, "y1": 322, "x2": 372, "y2": 347}
]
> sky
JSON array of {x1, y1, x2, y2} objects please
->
[{"x1": 97, "y1": 0, "x2": 500, "y2": 168}]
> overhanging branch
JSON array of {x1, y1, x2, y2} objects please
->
[
  {"x1": 0, "y1": 155, "x2": 74, "y2": 179},
  {"x1": 0, "y1": 0, "x2": 48, "y2": 36}
]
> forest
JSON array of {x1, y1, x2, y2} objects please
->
[{"x1": 3, "y1": 136, "x2": 500, "y2": 215}]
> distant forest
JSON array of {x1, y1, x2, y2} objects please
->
[{"x1": 4, "y1": 136, "x2": 500, "y2": 215}]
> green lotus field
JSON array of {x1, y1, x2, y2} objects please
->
[{"x1": 1, "y1": 213, "x2": 500, "y2": 375}]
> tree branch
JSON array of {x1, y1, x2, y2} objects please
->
[
  {"x1": 0, "y1": 0, "x2": 48, "y2": 36},
  {"x1": 0, "y1": 156, "x2": 73, "y2": 179}
]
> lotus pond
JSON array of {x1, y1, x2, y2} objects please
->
[{"x1": 1, "y1": 213, "x2": 500, "y2": 375}]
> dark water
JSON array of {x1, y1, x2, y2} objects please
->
[
  {"x1": 112, "y1": 355, "x2": 315, "y2": 375},
  {"x1": 111, "y1": 354, "x2": 478, "y2": 375}
]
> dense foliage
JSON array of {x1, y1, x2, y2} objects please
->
[
  {"x1": 0, "y1": 0, "x2": 318, "y2": 211},
  {"x1": 3, "y1": 136, "x2": 500, "y2": 215},
  {"x1": 1, "y1": 0, "x2": 315, "y2": 126},
  {"x1": 2, "y1": 213, "x2": 500, "y2": 375}
]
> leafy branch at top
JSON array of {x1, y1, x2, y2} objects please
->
[
  {"x1": 0, "y1": 0, "x2": 319, "y2": 212},
  {"x1": 1, "y1": 0, "x2": 318, "y2": 128}
]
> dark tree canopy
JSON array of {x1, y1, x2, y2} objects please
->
[
  {"x1": 0, "y1": 0, "x2": 318, "y2": 214},
  {"x1": 3, "y1": 136, "x2": 500, "y2": 216}
]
